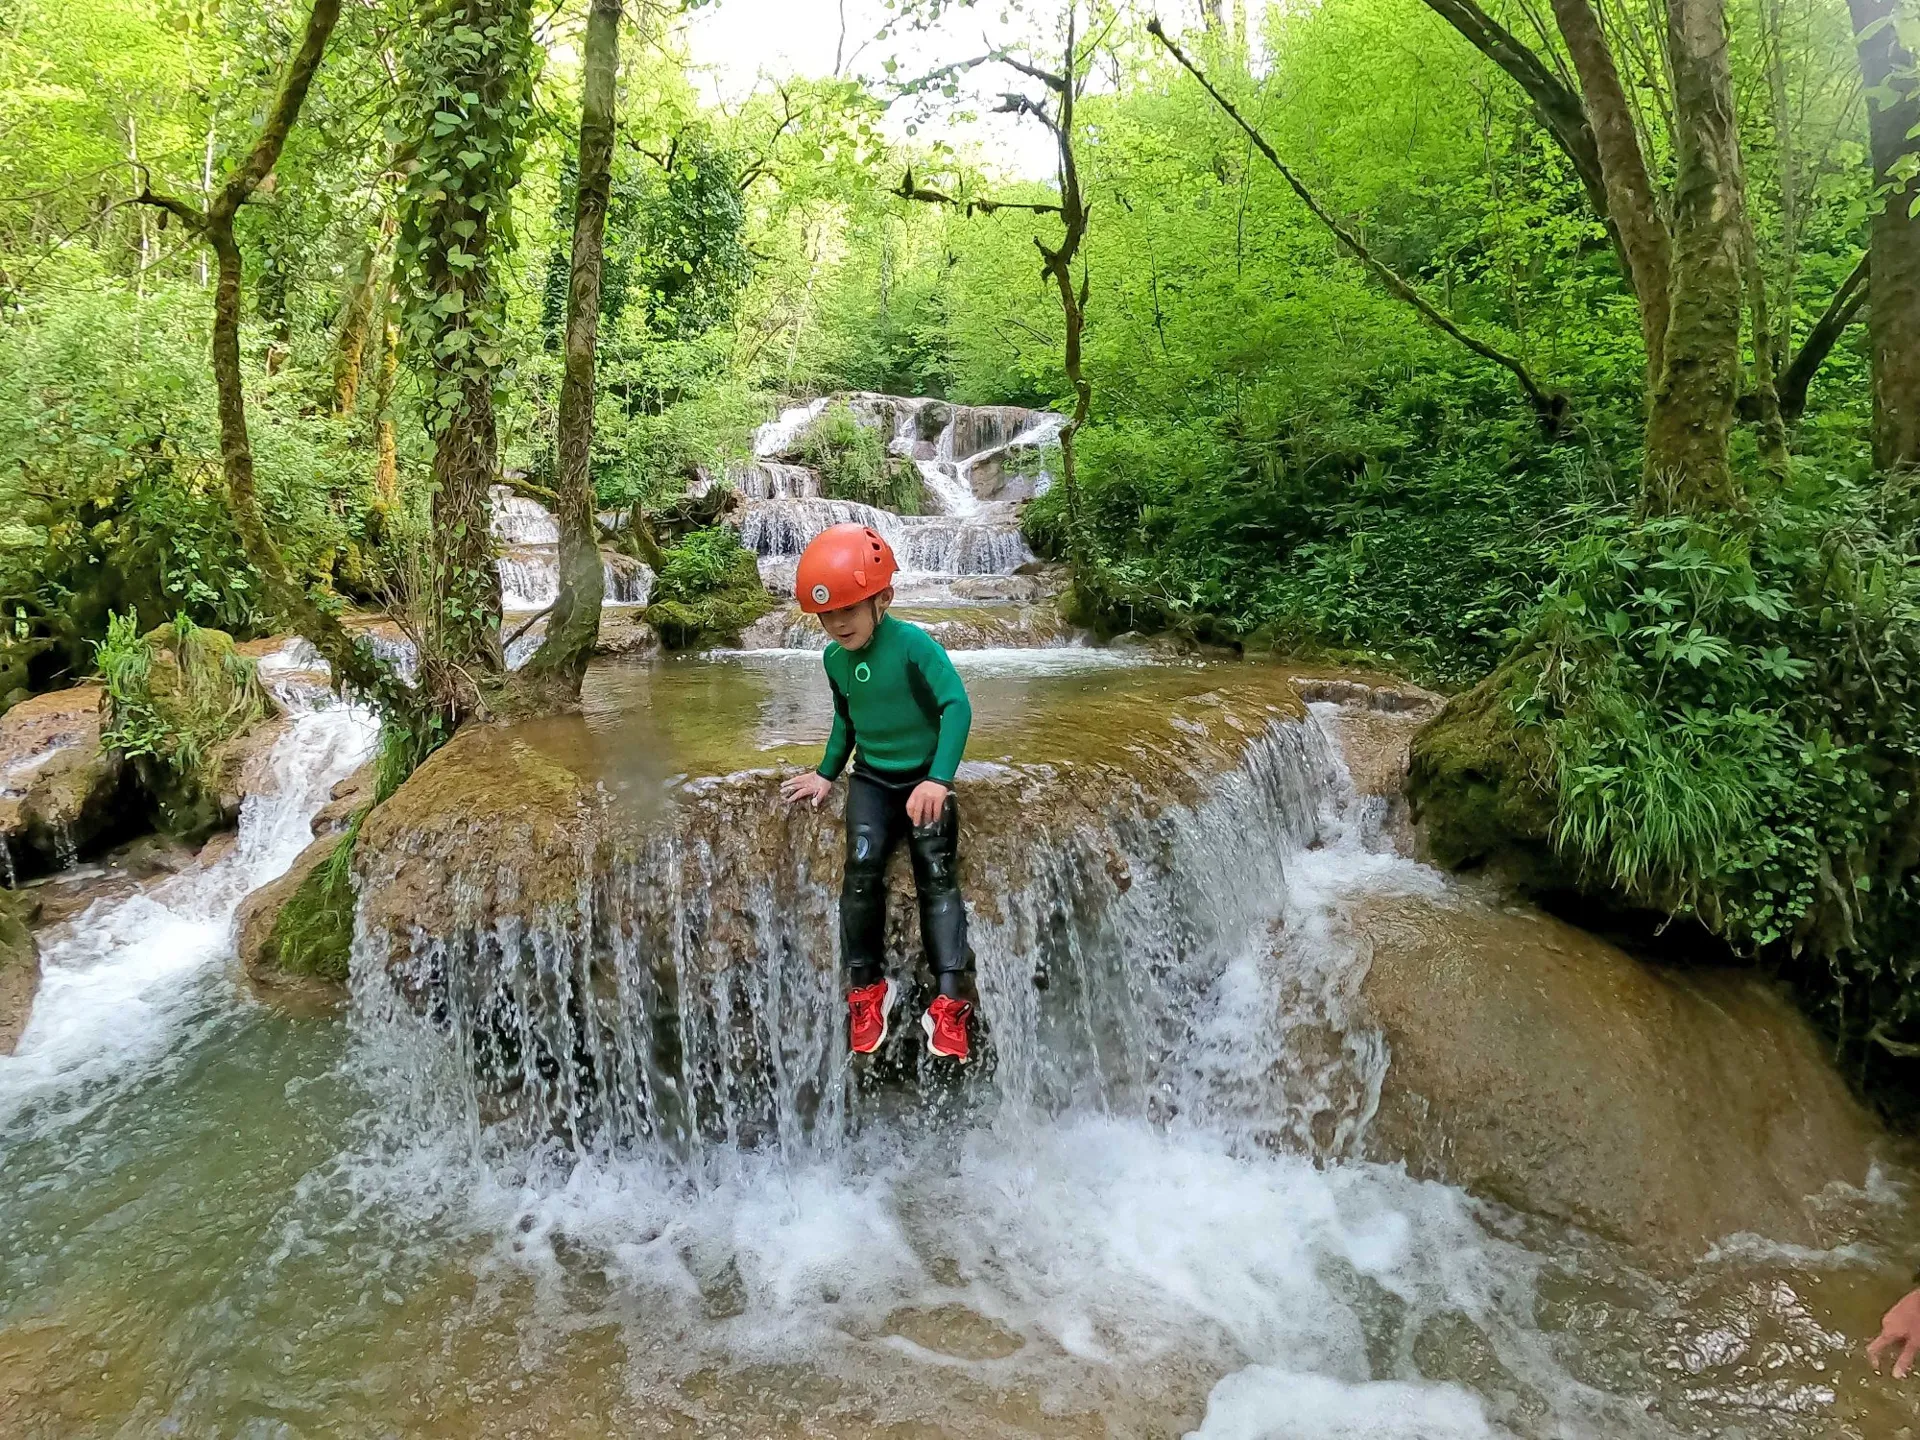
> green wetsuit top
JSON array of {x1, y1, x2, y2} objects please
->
[{"x1": 817, "y1": 614, "x2": 973, "y2": 785}]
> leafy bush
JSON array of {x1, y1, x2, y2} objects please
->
[
  {"x1": 797, "y1": 402, "x2": 924, "y2": 515},
  {"x1": 1026, "y1": 366, "x2": 1625, "y2": 683},
  {"x1": 1502, "y1": 475, "x2": 1920, "y2": 1099},
  {"x1": 98, "y1": 611, "x2": 275, "y2": 835},
  {"x1": 0, "y1": 286, "x2": 369, "y2": 691}
]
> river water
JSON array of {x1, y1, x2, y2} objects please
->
[{"x1": 5, "y1": 403, "x2": 1920, "y2": 1436}]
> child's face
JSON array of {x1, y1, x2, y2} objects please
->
[{"x1": 819, "y1": 591, "x2": 890, "y2": 650}]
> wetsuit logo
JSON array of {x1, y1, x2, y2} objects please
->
[{"x1": 854, "y1": 661, "x2": 872, "y2": 683}]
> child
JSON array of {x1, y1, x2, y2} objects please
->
[{"x1": 778, "y1": 523, "x2": 975, "y2": 1062}]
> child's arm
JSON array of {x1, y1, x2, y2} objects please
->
[
  {"x1": 915, "y1": 641, "x2": 972, "y2": 786},
  {"x1": 782, "y1": 669, "x2": 854, "y2": 808},
  {"x1": 819, "y1": 675, "x2": 855, "y2": 779}
]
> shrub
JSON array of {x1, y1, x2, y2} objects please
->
[
  {"x1": 646, "y1": 526, "x2": 773, "y2": 649},
  {"x1": 97, "y1": 611, "x2": 275, "y2": 835},
  {"x1": 798, "y1": 402, "x2": 925, "y2": 515}
]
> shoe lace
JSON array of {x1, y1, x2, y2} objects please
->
[{"x1": 850, "y1": 987, "x2": 882, "y2": 1024}]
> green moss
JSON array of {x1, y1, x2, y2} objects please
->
[
  {"x1": 266, "y1": 830, "x2": 358, "y2": 982},
  {"x1": 1406, "y1": 659, "x2": 1566, "y2": 885},
  {"x1": 645, "y1": 527, "x2": 773, "y2": 650}
]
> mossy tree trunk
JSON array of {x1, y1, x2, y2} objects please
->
[
  {"x1": 394, "y1": 0, "x2": 539, "y2": 719},
  {"x1": 517, "y1": 0, "x2": 621, "y2": 703},
  {"x1": 1641, "y1": 0, "x2": 1751, "y2": 513},
  {"x1": 133, "y1": 0, "x2": 404, "y2": 712},
  {"x1": 1848, "y1": 0, "x2": 1920, "y2": 472}
]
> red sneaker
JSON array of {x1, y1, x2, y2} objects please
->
[
  {"x1": 848, "y1": 978, "x2": 898, "y2": 1055},
  {"x1": 921, "y1": 995, "x2": 972, "y2": 1062}
]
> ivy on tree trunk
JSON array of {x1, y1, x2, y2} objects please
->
[
  {"x1": 394, "y1": 0, "x2": 540, "y2": 716},
  {"x1": 517, "y1": 0, "x2": 622, "y2": 700}
]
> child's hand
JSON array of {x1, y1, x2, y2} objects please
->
[
  {"x1": 781, "y1": 771, "x2": 833, "y2": 808},
  {"x1": 1870, "y1": 1288, "x2": 1920, "y2": 1377},
  {"x1": 906, "y1": 780, "x2": 950, "y2": 827}
]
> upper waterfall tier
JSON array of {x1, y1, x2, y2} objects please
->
[
  {"x1": 753, "y1": 393, "x2": 1065, "y2": 516},
  {"x1": 738, "y1": 498, "x2": 1035, "y2": 578}
]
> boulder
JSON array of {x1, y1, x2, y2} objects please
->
[
  {"x1": 0, "y1": 886, "x2": 39, "y2": 1055},
  {"x1": 235, "y1": 829, "x2": 354, "y2": 996},
  {"x1": 0, "y1": 685, "x2": 130, "y2": 878},
  {"x1": 1356, "y1": 887, "x2": 1880, "y2": 1257},
  {"x1": 595, "y1": 608, "x2": 659, "y2": 658}
]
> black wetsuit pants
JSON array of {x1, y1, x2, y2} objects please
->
[{"x1": 842, "y1": 766, "x2": 969, "y2": 993}]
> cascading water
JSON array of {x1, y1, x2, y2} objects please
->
[
  {"x1": 489, "y1": 485, "x2": 654, "y2": 611},
  {"x1": 5, "y1": 647, "x2": 1917, "y2": 1437},
  {"x1": 0, "y1": 645, "x2": 378, "y2": 1132}
]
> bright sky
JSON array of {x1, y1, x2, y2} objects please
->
[{"x1": 681, "y1": 0, "x2": 1067, "y2": 180}]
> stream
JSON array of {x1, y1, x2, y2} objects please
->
[{"x1": 4, "y1": 399, "x2": 1920, "y2": 1437}]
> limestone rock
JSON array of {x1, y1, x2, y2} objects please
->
[
  {"x1": 595, "y1": 608, "x2": 659, "y2": 658},
  {"x1": 0, "y1": 685, "x2": 129, "y2": 877},
  {"x1": 1357, "y1": 888, "x2": 1880, "y2": 1256},
  {"x1": 0, "y1": 886, "x2": 39, "y2": 1055}
]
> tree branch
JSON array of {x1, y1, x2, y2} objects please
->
[
  {"x1": 1776, "y1": 252, "x2": 1870, "y2": 423},
  {"x1": 1148, "y1": 18, "x2": 1567, "y2": 429}
]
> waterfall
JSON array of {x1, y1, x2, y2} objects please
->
[
  {"x1": 492, "y1": 492, "x2": 654, "y2": 612},
  {"x1": 753, "y1": 398, "x2": 831, "y2": 457},
  {"x1": 0, "y1": 644, "x2": 378, "y2": 1131},
  {"x1": 348, "y1": 708, "x2": 1373, "y2": 1160},
  {"x1": 489, "y1": 486, "x2": 560, "y2": 545},
  {"x1": 738, "y1": 498, "x2": 904, "y2": 558},
  {"x1": 729, "y1": 461, "x2": 821, "y2": 500},
  {"x1": 891, "y1": 512, "x2": 1035, "y2": 574}
]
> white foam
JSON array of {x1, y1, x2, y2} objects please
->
[{"x1": 1187, "y1": 1366, "x2": 1497, "y2": 1439}]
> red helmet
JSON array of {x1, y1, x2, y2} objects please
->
[{"x1": 795, "y1": 523, "x2": 898, "y2": 613}]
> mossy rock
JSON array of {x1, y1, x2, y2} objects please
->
[
  {"x1": 0, "y1": 886, "x2": 40, "y2": 1054},
  {"x1": 1406, "y1": 659, "x2": 1569, "y2": 888},
  {"x1": 645, "y1": 542, "x2": 773, "y2": 651},
  {"x1": 101, "y1": 617, "x2": 277, "y2": 840},
  {"x1": 238, "y1": 830, "x2": 357, "y2": 989}
]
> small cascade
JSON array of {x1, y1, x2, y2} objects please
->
[
  {"x1": 891, "y1": 509, "x2": 1034, "y2": 574},
  {"x1": 730, "y1": 393, "x2": 1058, "y2": 608},
  {"x1": 489, "y1": 488, "x2": 654, "y2": 611},
  {"x1": 729, "y1": 460, "x2": 821, "y2": 500},
  {"x1": 752, "y1": 398, "x2": 830, "y2": 457},
  {"x1": 738, "y1": 497, "x2": 903, "y2": 558},
  {"x1": 489, "y1": 486, "x2": 560, "y2": 545},
  {"x1": 0, "y1": 641, "x2": 378, "y2": 1129}
]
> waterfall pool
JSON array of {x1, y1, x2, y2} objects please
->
[{"x1": 3, "y1": 652, "x2": 1919, "y2": 1438}]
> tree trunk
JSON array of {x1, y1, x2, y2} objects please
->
[
  {"x1": 372, "y1": 299, "x2": 400, "y2": 504},
  {"x1": 1549, "y1": 0, "x2": 1673, "y2": 386},
  {"x1": 396, "y1": 0, "x2": 537, "y2": 707},
  {"x1": 137, "y1": 0, "x2": 405, "y2": 711},
  {"x1": 329, "y1": 241, "x2": 381, "y2": 417},
  {"x1": 1848, "y1": 0, "x2": 1920, "y2": 470},
  {"x1": 517, "y1": 0, "x2": 621, "y2": 700},
  {"x1": 1642, "y1": 0, "x2": 1750, "y2": 512}
]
